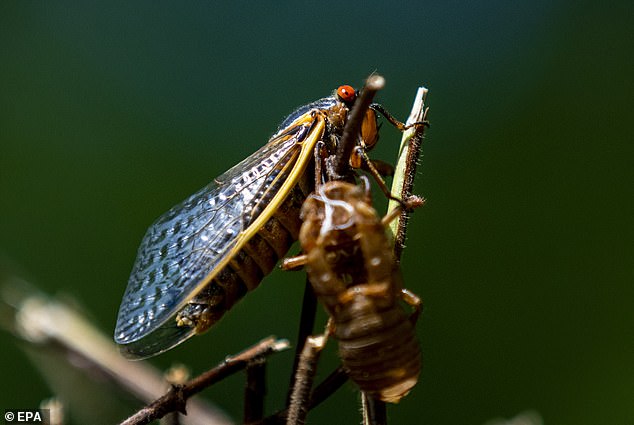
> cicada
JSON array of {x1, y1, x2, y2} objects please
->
[
  {"x1": 114, "y1": 84, "x2": 413, "y2": 358},
  {"x1": 287, "y1": 181, "x2": 422, "y2": 403}
]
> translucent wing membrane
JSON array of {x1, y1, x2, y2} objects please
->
[
  {"x1": 118, "y1": 317, "x2": 196, "y2": 358},
  {"x1": 114, "y1": 113, "x2": 323, "y2": 352}
]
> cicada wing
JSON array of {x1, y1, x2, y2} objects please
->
[
  {"x1": 114, "y1": 114, "x2": 320, "y2": 354},
  {"x1": 118, "y1": 316, "x2": 198, "y2": 359}
]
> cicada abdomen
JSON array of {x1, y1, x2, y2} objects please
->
[{"x1": 298, "y1": 181, "x2": 421, "y2": 403}]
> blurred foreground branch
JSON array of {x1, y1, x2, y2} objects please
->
[{"x1": 0, "y1": 277, "x2": 233, "y2": 425}]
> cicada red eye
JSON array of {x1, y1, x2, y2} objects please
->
[{"x1": 337, "y1": 85, "x2": 356, "y2": 102}]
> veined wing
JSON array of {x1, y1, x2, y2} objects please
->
[{"x1": 115, "y1": 111, "x2": 325, "y2": 350}]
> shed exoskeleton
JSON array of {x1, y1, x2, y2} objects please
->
[{"x1": 286, "y1": 181, "x2": 422, "y2": 403}]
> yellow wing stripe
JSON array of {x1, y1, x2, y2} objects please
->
[{"x1": 177, "y1": 112, "x2": 326, "y2": 308}]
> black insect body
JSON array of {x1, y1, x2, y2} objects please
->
[{"x1": 114, "y1": 85, "x2": 388, "y2": 358}]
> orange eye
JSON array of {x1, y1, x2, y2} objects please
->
[{"x1": 337, "y1": 85, "x2": 356, "y2": 102}]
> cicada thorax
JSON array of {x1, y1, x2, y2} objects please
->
[{"x1": 298, "y1": 181, "x2": 421, "y2": 403}]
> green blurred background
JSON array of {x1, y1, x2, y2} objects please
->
[{"x1": 1, "y1": 1, "x2": 632, "y2": 424}]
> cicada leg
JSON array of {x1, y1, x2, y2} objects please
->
[
  {"x1": 347, "y1": 101, "x2": 428, "y2": 211},
  {"x1": 370, "y1": 102, "x2": 430, "y2": 132},
  {"x1": 281, "y1": 254, "x2": 308, "y2": 271},
  {"x1": 337, "y1": 282, "x2": 392, "y2": 305},
  {"x1": 379, "y1": 196, "x2": 426, "y2": 228},
  {"x1": 401, "y1": 288, "x2": 423, "y2": 325},
  {"x1": 314, "y1": 140, "x2": 328, "y2": 188},
  {"x1": 350, "y1": 144, "x2": 399, "y2": 201},
  {"x1": 352, "y1": 145, "x2": 425, "y2": 213}
]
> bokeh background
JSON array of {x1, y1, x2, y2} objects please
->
[{"x1": 1, "y1": 1, "x2": 631, "y2": 424}]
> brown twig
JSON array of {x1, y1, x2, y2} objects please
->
[
  {"x1": 285, "y1": 334, "x2": 327, "y2": 425},
  {"x1": 244, "y1": 356, "x2": 267, "y2": 424},
  {"x1": 285, "y1": 279, "x2": 317, "y2": 406},
  {"x1": 253, "y1": 366, "x2": 349, "y2": 425},
  {"x1": 120, "y1": 337, "x2": 290, "y2": 425},
  {"x1": 305, "y1": 366, "x2": 349, "y2": 411},
  {"x1": 330, "y1": 74, "x2": 386, "y2": 179},
  {"x1": 362, "y1": 393, "x2": 387, "y2": 425}
]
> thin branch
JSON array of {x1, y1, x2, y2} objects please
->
[
  {"x1": 285, "y1": 335, "x2": 327, "y2": 425},
  {"x1": 305, "y1": 366, "x2": 349, "y2": 411},
  {"x1": 362, "y1": 393, "x2": 387, "y2": 425},
  {"x1": 331, "y1": 74, "x2": 386, "y2": 178},
  {"x1": 387, "y1": 87, "x2": 429, "y2": 260},
  {"x1": 365, "y1": 87, "x2": 428, "y2": 424},
  {"x1": 285, "y1": 279, "x2": 317, "y2": 406},
  {"x1": 243, "y1": 356, "x2": 267, "y2": 424},
  {"x1": 120, "y1": 337, "x2": 290, "y2": 425},
  {"x1": 254, "y1": 366, "x2": 349, "y2": 425}
]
